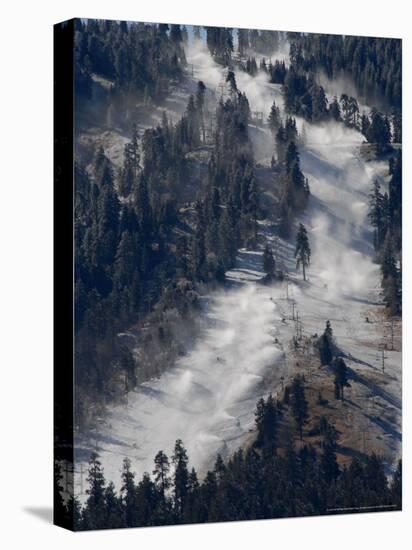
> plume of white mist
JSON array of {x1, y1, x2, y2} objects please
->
[
  {"x1": 300, "y1": 119, "x2": 387, "y2": 297},
  {"x1": 186, "y1": 40, "x2": 287, "y2": 118},
  {"x1": 316, "y1": 70, "x2": 373, "y2": 115},
  {"x1": 76, "y1": 283, "x2": 286, "y2": 494}
]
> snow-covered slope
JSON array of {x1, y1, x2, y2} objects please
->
[
  {"x1": 275, "y1": 121, "x2": 401, "y2": 463},
  {"x1": 75, "y1": 282, "x2": 289, "y2": 495},
  {"x1": 74, "y1": 42, "x2": 401, "y2": 498}
]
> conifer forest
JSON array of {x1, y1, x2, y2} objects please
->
[{"x1": 55, "y1": 20, "x2": 402, "y2": 530}]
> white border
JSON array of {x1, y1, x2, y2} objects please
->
[{"x1": 0, "y1": 1, "x2": 410, "y2": 548}]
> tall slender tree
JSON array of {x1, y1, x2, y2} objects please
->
[
  {"x1": 333, "y1": 357, "x2": 350, "y2": 400},
  {"x1": 295, "y1": 223, "x2": 311, "y2": 280},
  {"x1": 262, "y1": 244, "x2": 276, "y2": 276},
  {"x1": 291, "y1": 375, "x2": 309, "y2": 441},
  {"x1": 172, "y1": 439, "x2": 189, "y2": 520}
]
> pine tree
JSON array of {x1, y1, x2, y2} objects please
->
[
  {"x1": 368, "y1": 179, "x2": 386, "y2": 250},
  {"x1": 190, "y1": 227, "x2": 206, "y2": 281},
  {"x1": 153, "y1": 450, "x2": 171, "y2": 496},
  {"x1": 361, "y1": 113, "x2": 370, "y2": 137},
  {"x1": 285, "y1": 141, "x2": 299, "y2": 174},
  {"x1": 118, "y1": 144, "x2": 135, "y2": 198},
  {"x1": 114, "y1": 230, "x2": 138, "y2": 288},
  {"x1": 172, "y1": 439, "x2": 189, "y2": 520},
  {"x1": 333, "y1": 357, "x2": 350, "y2": 400},
  {"x1": 218, "y1": 206, "x2": 238, "y2": 270},
  {"x1": 318, "y1": 320, "x2": 334, "y2": 365},
  {"x1": 214, "y1": 454, "x2": 226, "y2": 480},
  {"x1": 260, "y1": 394, "x2": 278, "y2": 452},
  {"x1": 268, "y1": 100, "x2": 281, "y2": 134},
  {"x1": 391, "y1": 460, "x2": 402, "y2": 509},
  {"x1": 119, "y1": 346, "x2": 137, "y2": 390},
  {"x1": 311, "y1": 83, "x2": 328, "y2": 121},
  {"x1": 237, "y1": 28, "x2": 250, "y2": 56},
  {"x1": 136, "y1": 472, "x2": 157, "y2": 526},
  {"x1": 129, "y1": 123, "x2": 140, "y2": 176},
  {"x1": 329, "y1": 96, "x2": 341, "y2": 121},
  {"x1": 54, "y1": 461, "x2": 69, "y2": 527},
  {"x1": 380, "y1": 235, "x2": 401, "y2": 314},
  {"x1": 104, "y1": 481, "x2": 123, "y2": 529},
  {"x1": 254, "y1": 397, "x2": 266, "y2": 446},
  {"x1": 196, "y1": 81, "x2": 207, "y2": 143},
  {"x1": 321, "y1": 442, "x2": 340, "y2": 483},
  {"x1": 120, "y1": 457, "x2": 138, "y2": 527},
  {"x1": 83, "y1": 453, "x2": 107, "y2": 530},
  {"x1": 392, "y1": 110, "x2": 402, "y2": 143},
  {"x1": 184, "y1": 467, "x2": 200, "y2": 523},
  {"x1": 226, "y1": 70, "x2": 238, "y2": 96},
  {"x1": 294, "y1": 223, "x2": 311, "y2": 281},
  {"x1": 366, "y1": 110, "x2": 392, "y2": 153},
  {"x1": 291, "y1": 375, "x2": 309, "y2": 440},
  {"x1": 262, "y1": 244, "x2": 276, "y2": 276},
  {"x1": 134, "y1": 173, "x2": 152, "y2": 240}
]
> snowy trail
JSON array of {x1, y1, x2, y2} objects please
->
[
  {"x1": 75, "y1": 283, "x2": 288, "y2": 494},
  {"x1": 74, "y1": 42, "x2": 401, "y2": 496},
  {"x1": 189, "y1": 38, "x2": 402, "y2": 463},
  {"x1": 268, "y1": 122, "x2": 402, "y2": 462}
]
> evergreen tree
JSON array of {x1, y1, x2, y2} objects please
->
[
  {"x1": 136, "y1": 472, "x2": 157, "y2": 526},
  {"x1": 83, "y1": 453, "x2": 107, "y2": 530},
  {"x1": 340, "y1": 94, "x2": 359, "y2": 128},
  {"x1": 254, "y1": 397, "x2": 266, "y2": 445},
  {"x1": 184, "y1": 467, "x2": 200, "y2": 523},
  {"x1": 153, "y1": 450, "x2": 171, "y2": 496},
  {"x1": 190, "y1": 225, "x2": 206, "y2": 281},
  {"x1": 172, "y1": 439, "x2": 189, "y2": 520},
  {"x1": 54, "y1": 461, "x2": 69, "y2": 527},
  {"x1": 392, "y1": 110, "x2": 402, "y2": 143},
  {"x1": 391, "y1": 460, "x2": 402, "y2": 509},
  {"x1": 75, "y1": 393, "x2": 398, "y2": 527},
  {"x1": 256, "y1": 394, "x2": 278, "y2": 452},
  {"x1": 366, "y1": 110, "x2": 392, "y2": 153},
  {"x1": 368, "y1": 179, "x2": 386, "y2": 251},
  {"x1": 114, "y1": 230, "x2": 138, "y2": 289},
  {"x1": 262, "y1": 244, "x2": 276, "y2": 276},
  {"x1": 333, "y1": 357, "x2": 350, "y2": 400},
  {"x1": 311, "y1": 83, "x2": 328, "y2": 121},
  {"x1": 294, "y1": 223, "x2": 311, "y2": 281},
  {"x1": 291, "y1": 375, "x2": 309, "y2": 440},
  {"x1": 120, "y1": 457, "x2": 138, "y2": 527},
  {"x1": 119, "y1": 346, "x2": 137, "y2": 390},
  {"x1": 318, "y1": 320, "x2": 334, "y2": 365},
  {"x1": 380, "y1": 235, "x2": 401, "y2": 314},
  {"x1": 128, "y1": 123, "x2": 140, "y2": 176},
  {"x1": 206, "y1": 27, "x2": 233, "y2": 66},
  {"x1": 320, "y1": 441, "x2": 340, "y2": 483},
  {"x1": 104, "y1": 481, "x2": 123, "y2": 529},
  {"x1": 196, "y1": 81, "x2": 207, "y2": 143},
  {"x1": 237, "y1": 28, "x2": 250, "y2": 56},
  {"x1": 226, "y1": 70, "x2": 238, "y2": 96},
  {"x1": 67, "y1": 496, "x2": 82, "y2": 530},
  {"x1": 329, "y1": 96, "x2": 341, "y2": 121},
  {"x1": 361, "y1": 113, "x2": 371, "y2": 137},
  {"x1": 270, "y1": 60, "x2": 287, "y2": 84},
  {"x1": 285, "y1": 141, "x2": 299, "y2": 173}
]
